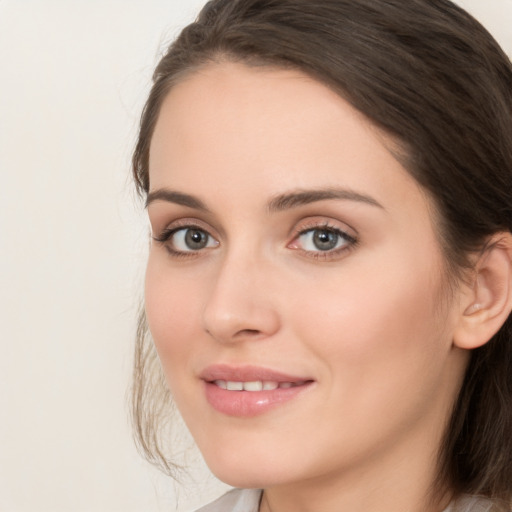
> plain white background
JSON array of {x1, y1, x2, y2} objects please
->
[{"x1": 0, "y1": 1, "x2": 510, "y2": 511}]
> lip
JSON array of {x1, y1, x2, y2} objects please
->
[
  {"x1": 200, "y1": 364, "x2": 315, "y2": 417},
  {"x1": 200, "y1": 364, "x2": 311, "y2": 383}
]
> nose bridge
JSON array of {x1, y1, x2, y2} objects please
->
[{"x1": 201, "y1": 243, "x2": 280, "y2": 343}]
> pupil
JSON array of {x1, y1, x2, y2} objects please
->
[
  {"x1": 185, "y1": 229, "x2": 207, "y2": 249},
  {"x1": 313, "y1": 230, "x2": 338, "y2": 251}
]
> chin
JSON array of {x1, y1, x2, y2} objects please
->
[
  {"x1": 209, "y1": 468, "x2": 284, "y2": 490},
  {"x1": 201, "y1": 447, "x2": 292, "y2": 489}
]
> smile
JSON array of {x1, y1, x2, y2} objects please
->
[
  {"x1": 213, "y1": 380, "x2": 308, "y2": 391},
  {"x1": 200, "y1": 365, "x2": 314, "y2": 417}
]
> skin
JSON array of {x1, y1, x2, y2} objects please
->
[{"x1": 145, "y1": 61, "x2": 471, "y2": 512}]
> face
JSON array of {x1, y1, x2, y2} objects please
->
[{"x1": 145, "y1": 62, "x2": 468, "y2": 491}]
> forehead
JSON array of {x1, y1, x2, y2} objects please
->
[
  {"x1": 149, "y1": 61, "x2": 377, "y2": 159},
  {"x1": 149, "y1": 61, "x2": 428, "y2": 217}
]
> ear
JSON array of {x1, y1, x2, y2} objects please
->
[{"x1": 453, "y1": 233, "x2": 512, "y2": 350}]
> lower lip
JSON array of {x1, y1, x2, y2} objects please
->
[{"x1": 203, "y1": 381, "x2": 313, "y2": 417}]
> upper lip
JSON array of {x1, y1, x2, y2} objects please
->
[{"x1": 200, "y1": 364, "x2": 313, "y2": 383}]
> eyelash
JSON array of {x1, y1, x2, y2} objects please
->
[
  {"x1": 289, "y1": 222, "x2": 358, "y2": 261},
  {"x1": 152, "y1": 222, "x2": 217, "y2": 259},
  {"x1": 152, "y1": 221, "x2": 358, "y2": 261}
]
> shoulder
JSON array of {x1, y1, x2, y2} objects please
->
[
  {"x1": 195, "y1": 489, "x2": 262, "y2": 512},
  {"x1": 444, "y1": 495, "x2": 507, "y2": 512},
  {"x1": 194, "y1": 491, "x2": 506, "y2": 512}
]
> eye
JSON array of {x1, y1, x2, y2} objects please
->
[
  {"x1": 173, "y1": 227, "x2": 217, "y2": 251},
  {"x1": 289, "y1": 225, "x2": 357, "y2": 256},
  {"x1": 153, "y1": 226, "x2": 219, "y2": 254}
]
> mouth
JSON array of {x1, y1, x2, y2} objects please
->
[
  {"x1": 200, "y1": 365, "x2": 314, "y2": 417},
  {"x1": 211, "y1": 380, "x2": 309, "y2": 391}
]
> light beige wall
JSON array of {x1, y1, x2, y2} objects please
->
[
  {"x1": 0, "y1": 2, "x2": 228, "y2": 511},
  {"x1": 0, "y1": 1, "x2": 510, "y2": 511}
]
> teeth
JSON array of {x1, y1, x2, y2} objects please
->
[
  {"x1": 244, "y1": 381, "x2": 263, "y2": 391},
  {"x1": 226, "y1": 381, "x2": 243, "y2": 391},
  {"x1": 213, "y1": 380, "x2": 301, "y2": 391}
]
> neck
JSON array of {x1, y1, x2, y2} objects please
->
[
  {"x1": 258, "y1": 429, "x2": 453, "y2": 512},
  {"x1": 260, "y1": 473, "x2": 452, "y2": 512}
]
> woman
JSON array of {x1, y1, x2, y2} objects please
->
[{"x1": 131, "y1": 1, "x2": 512, "y2": 511}]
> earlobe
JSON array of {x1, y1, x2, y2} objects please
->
[{"x1": 454, "y1": 233, "x2": 512, "y2": 350}]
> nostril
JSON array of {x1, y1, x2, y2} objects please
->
[{"x1": 235, "y1": 329, "x2": 262, "y2": 337}]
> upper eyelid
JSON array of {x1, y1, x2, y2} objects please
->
[
  {"x1": 297, "y1": 226, "x2": 356, "y2": 241},
  {"x1": 152, "y1": 217, "x2": 218, "y2": 238},
  {"x1": 290, "y1": 217, "x2": 358, "y2": 239},
  {"x1": 291, "y1": 226, "x2": 357, "y2": 249}
]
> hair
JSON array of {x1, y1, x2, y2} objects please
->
[{"x1": 131, "y1": 0, "x2": 512, "y2": 506}]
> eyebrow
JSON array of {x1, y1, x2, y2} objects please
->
[
  {"x1": 146, "y1": 189, "x2": 210, "y2": 211},
  {"x1": 145, "y1": 187, "x2": 384, "y2": 212},
  {"x1": 267, "y1": 187, "x2": 384, "y2": 212}
]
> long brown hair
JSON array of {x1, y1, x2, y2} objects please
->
[{"x1": 131, "y1": 0, "x2": 512, "y2": 504}]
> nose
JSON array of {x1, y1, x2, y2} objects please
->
[{"x1": 201, "y1": 254, "x2": 281, "y2": 344}]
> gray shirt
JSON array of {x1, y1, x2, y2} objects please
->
[{"x1": 195, "y1": 488, "x2": 497, "y2": 512}]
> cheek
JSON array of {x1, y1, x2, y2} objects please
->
[
  {"x1": 291, "y1": 249, "x2": 450, "y2": 395},
  {"x1": 144, "y1": 256, "x2": 202, "y2": 375},
  {"x1": 281, "y1": 257, "x2": 456, "y2": 463}
]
